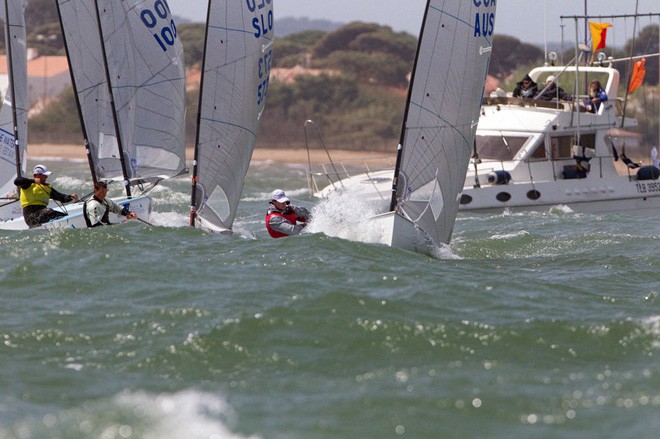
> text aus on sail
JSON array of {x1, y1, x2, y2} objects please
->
[{"x1": 473, "y1": 0, "x2": 495, "y2": 38}]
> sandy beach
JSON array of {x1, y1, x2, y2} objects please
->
[{"x1": 27, "y1": 143, "x2": 396, "y2": 166}]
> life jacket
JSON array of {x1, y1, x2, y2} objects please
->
[
  {"x1": 19, "y1": 183, "x2": 52, "y2": 208},
  {"x1": 83, "y1": 198, "x2": 112, "y2": 228},
  {"x1": 265, "y1": 210, "x2": 297, "y2": 238}
]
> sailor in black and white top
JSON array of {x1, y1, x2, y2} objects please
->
[{"x1": 83, "y1": 181, "x2": 137, "y2": 227}]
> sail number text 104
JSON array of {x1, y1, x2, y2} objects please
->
[{"x1": 141, "y1": 0, "x2": 178, "y2": 52}]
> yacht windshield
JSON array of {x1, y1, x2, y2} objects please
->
[{"x1": 475, "y1": 135, "x2": 530, "y2": 161}]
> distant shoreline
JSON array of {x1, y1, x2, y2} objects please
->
[{"x1": 27, "y1": 143, "x2": 396, "y2": 166}]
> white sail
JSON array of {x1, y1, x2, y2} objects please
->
[
  {"x1": 190, "y1": 0, "x2": 274, "y2": 231},
  {"x1": 56, "y1": 0, "x2": 123, "y2": 181},
  {"x1": 391, "y1": 0, "x2": 496, "y2": 245},
  {"x1": 0, "y1": 0, "x2": 27, "y2": 199},
  {"x1": 96, "y1": 0, "x2": 186, "y2": 184}
]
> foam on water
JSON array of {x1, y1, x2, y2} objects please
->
[
  {"x1": 304, "y1": 190, "x2": 464, "y2": 259},
  {"x1": 641, "y1": 315, "x2": 660, "y2": 348},
  {"x1": 113, "y1": 390, "x2": 259, "y2": 439},
  {"x1": 430, "y1": 241, "x2": 462, "y2": 260},
  {"x1": 51, "y1": 175, "x2": 88, "y2": 189},
  {"x1": 150, "y1": 210, "x2": 190, "y2": 228},
  {"x1": 150, "y1": 182, "x2": 191, "y2": 206},
  {"x1": 1, "y1": 390, "x2": 259, "y2": 439},
  {"x1": 306, "y1": 190, "x2": 390, "y2": 245},
  {"x1": 491, "y1": 230, "x2": 531, "y2": 240}
]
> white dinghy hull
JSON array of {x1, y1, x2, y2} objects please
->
[
  {"x1": 0, "y1": 195, "x2": 152, "y2": 230},
  {"x1": 369, "y1": 211, "x2": 428, "y2": 253}
]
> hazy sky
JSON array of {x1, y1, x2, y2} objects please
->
[{"x1": 168, "y1": 0, "x2": 658, "y2": 45}]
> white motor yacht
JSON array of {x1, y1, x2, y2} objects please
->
[
  {"x1": 309, "y1": 62, "x2": 660, "y2": 216},
  {"x1": 459, "y1": 63, "x2": 659, "y2": 214}
]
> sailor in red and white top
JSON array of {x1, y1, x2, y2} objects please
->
[{"x1": 265, "y1": 189, "x2": 310, "y2": 238}]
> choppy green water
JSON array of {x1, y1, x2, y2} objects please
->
[{"x1": 1, "y1": 160, "x2": 658, "y2": 438}]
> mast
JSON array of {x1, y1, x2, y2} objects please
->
[
  {"x1": 189, "y1": 0, "x2": 213, "y2": 227},
  {"x1": 93, "y1": 1, "x2": 132, "y2": 197},
  {"x1": 55, "y1": 1, "x2": 98, "y2": 184},
  {"x1": 4, "y1": 0, "x2": 22, "y2": 178},
  {"x1": 389, "y1": 0, "x2": 431, "y2": 213}
]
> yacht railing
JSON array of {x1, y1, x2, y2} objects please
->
[
  {"x1": 306, "y1": 155, "x2": 396, "y2": 196},
  {"x1": 482, "y1": 96, "x2": 625, "y2": 116},
  {"x1": 304, "y1": 119, "x2": 396, "y2": 196}
]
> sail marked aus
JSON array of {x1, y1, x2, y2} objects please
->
[
  {"x1": 473, "y1": 12, "x2": 495, "y2": 37},
  {"x1": 140, "y1": 0, "x2": 178, "y2": 52},
  {"x1": 473, "y1": 0, "x2": 495, "y2": 37}
]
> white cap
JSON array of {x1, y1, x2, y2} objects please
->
[
  {"x1": 271, "y1": 189, "x2": 289, "y2": 203},
  {"x1": 33, "y1": 164, "x2": 52, "y2": 176},
  {"x1": 546, "y1": 75, "x2": 556, "y2": 84}
]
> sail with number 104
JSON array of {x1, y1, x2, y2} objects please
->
[
  {"x1": 58, "y1": 0, "x2": 187, "y2": 189},
  {"x1": 97, "y1": 0, "x2": 187, "y2": 186},
  {"x1": 0, "y1": 0, "x2": 28, "y2": 207},
  {"x1": 190, "y1": 0, "x2": 274, "y2": 232}
]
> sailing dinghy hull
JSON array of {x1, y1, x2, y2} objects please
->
[
  {"x1": 0, "y1": 195, "x2": 152, "y2": 230},
  {"x1": 0, "y1": 199, "x2": 23, "y2": 221},
  {"x1": 369, "y1": 211, "x2": 426, "y2": 252}
]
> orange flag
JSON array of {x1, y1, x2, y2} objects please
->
[
  {"x1": 589, "y1": 22, "x2": 612, "y2": 52},
  {"x1": 628, "y1": 58, "x2": 646, "y2": 94}
]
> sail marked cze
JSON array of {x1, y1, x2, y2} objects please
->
[
  {"x1": 96, "y1": 0, "x2": 186, "y2": 184},
  {"x1": 191, "y1": 0, "x2": 274, "y2": 231},
  {"x1": 0, "y1": 0, "x2": 28, "y2": 199},
  {"x1": 392, "y1": 0, "x2": 496, "y2": 245}
]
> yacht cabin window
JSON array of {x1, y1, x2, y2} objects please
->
[
  {"x1": 475, "y1": 135, "x2": 529, "y2": 161},
  {"x1": 529, "y1": 143, "x2": 547, "y2": 160},
  {"x1": 548, "y1": 134, "x2": 596, "y2": 159}
]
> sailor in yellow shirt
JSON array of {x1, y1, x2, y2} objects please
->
[
  {"x1": 14, "y1": 164, "x2": 79, "y2": 228},
  {"x1": 83, "y1": 181, "x2": 137, "y2": 227}
]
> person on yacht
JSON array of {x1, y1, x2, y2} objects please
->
[
  {"x1": 586, "y1": 80, "x2": 608, "y2": 113},
  {"x1": 537, "y1": 76, "x2": 572, "y2": 101},
  {"x1": 512, "y1": 74, "x2": 538, "y2": 98},
  {"x1": 265, "y1": 189, "x2": 310, "y2": 238}
]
